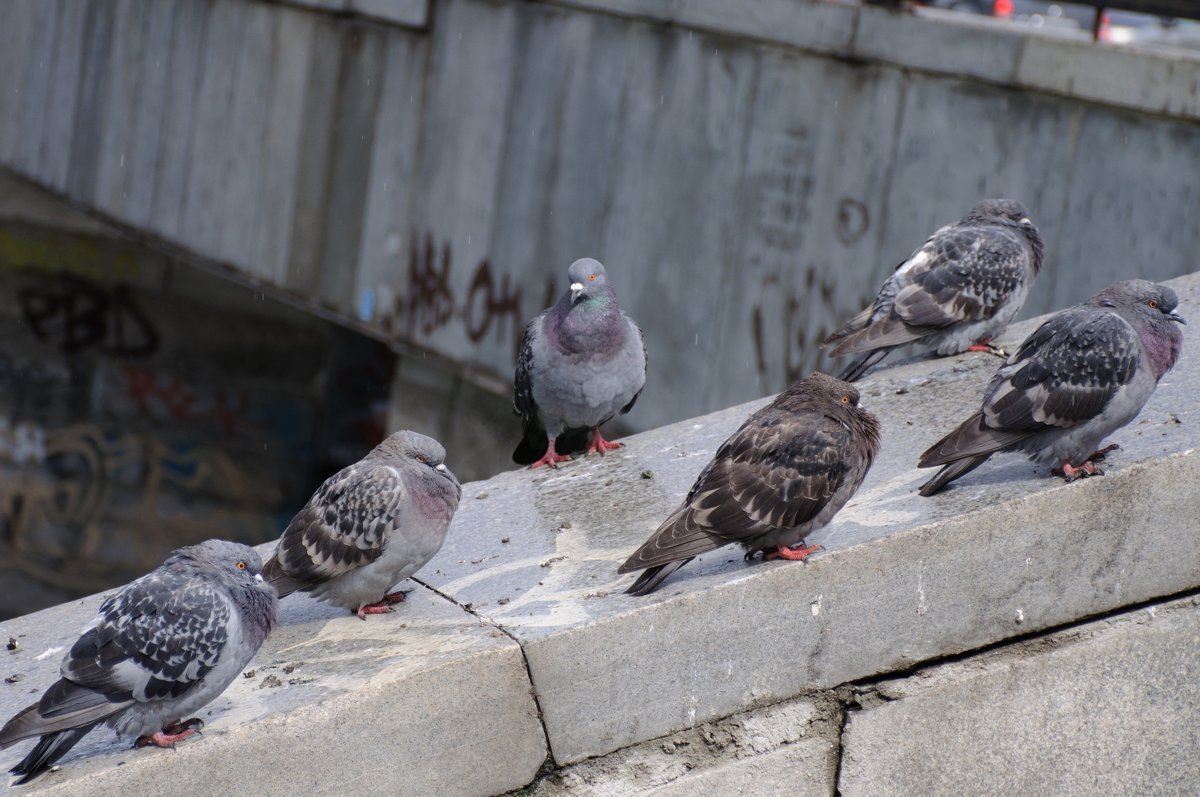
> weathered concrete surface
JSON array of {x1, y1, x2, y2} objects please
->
[
  {"x1": 422, "y1": 272, "x2": 1200, "y2": 764},
  {"x1": 839, "y1": 594, "x2": 1200, "y2": 797},
  {"x1": 3, "y1": 0, "x2": 1200, "y2": 438},
  {"x1": 0, "y1": 544, "x2": 547, "y2": 796},
  {"x1": 516, "y1": 696, "x2": 839, "y2": 796}
]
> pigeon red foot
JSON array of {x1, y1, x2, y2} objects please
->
[
  {"x1": 586, "y1": 429, "x2": 623, "y2": 456},
  {"x1": 530, "y1": 438, "x2": 573, "y2": 469},
  {"x1": 1059, "y1": 460, "x2": 1102, "y2": 481},
  {"x1": 965, "y1": 337, "x2": 1007, "y2": 358},
  {"x1": 767, "y1": 542, "x2": 823, "y2": 562},
  {"x1": 382, "y1": 589, "x2": 411, "y2": 604},
  {"x1": 135, "y1": 718, "x2": 204, "y2": 749},
  {"x1": 355, "y1": 602, "x2": 395, "y2": 620}
]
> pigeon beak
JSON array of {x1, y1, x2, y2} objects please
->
[
  {"x1": 255, "y1": 573, "x2": 264, "y2": 583},
  {"x1": 435, "y1": 463, "x2": 447, "y2": 472},
  {"x1": 570, "y1": 282, "x2": 584, "y2": 302},
  {"x1": 436, "y1": 463, "x2": 460, "y2": 484},
  {"x1": 1018, "y1": 217, "x2": 1032, "y2": 225},
  {"x1": 1169, "y1": 312, "x2": 1186, "y2": 325}
]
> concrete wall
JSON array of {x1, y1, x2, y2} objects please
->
[{"x1": 2, "y1": 0, "x2": 1199, "y2": 437}]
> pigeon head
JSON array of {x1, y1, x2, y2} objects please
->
[
  {"x1": 1093, "y1": 280, "x2": 1185, "y2": 378},
  {"x1": 1093, "y1": 280, "x2": 1185, "y2": 325},
  {"x1": 371, "y1": 430, "x2": 460, "y2": 487},
  {"x1": 169, "y1": 540, "x2": 267, "y2": 586},
  {"x1": 800, "y1": 371, "x2": 863, "y2": 409},
  {"x1": 566, "y1": 258, "x2": 612, "y2": 304},
  {"x1": 966, "y1": 198, "x2": 1034, "y2": 229}
]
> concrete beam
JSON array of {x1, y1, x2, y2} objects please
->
[{"x1": 839, "y1": 594, "x2": 1200, "y2": 796}]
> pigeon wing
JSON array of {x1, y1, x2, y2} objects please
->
[
  {"x1": 895, "y1": 225, "x2": 1030, "y2": 329},
  {"x1": 619, "y1": 409, "x2": 850, "y2": 573},
  {"x1": 270, "y1": 463, "x2": 406, "y2": 586}
]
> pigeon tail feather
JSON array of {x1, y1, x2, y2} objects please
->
[
  {"x1": 8, "y1": 724, "x2": 98, "y2": 785},
  {"x1": 837, "y1": 349, "x2": 892, "y2": 382},
  {"x1": 261, "y1": 557, "x2": 305, "y2": 599},
  {"x1": 624, "y1": 559, "x2": 691, "y2": 596},
  {"x1": 918, "y1": 455, "x2": 991, "y2": 497}
]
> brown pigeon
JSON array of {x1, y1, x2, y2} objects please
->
[{"x1": 619, "y1": 372, "x2": 880, "y2": 595}]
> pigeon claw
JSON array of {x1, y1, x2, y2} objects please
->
[
  {"x1": 1060, "y1": 460, "x2": 1103, "y2": 481},
  {"x1": 586, "y1": 428, "x2": 623, "y2": 456},
  {"x1": 1089, "y1": 443, "x2": 1120, "y2": 462},
  {"x1": 530, "y1": 439, "x2": 573, "y2": 469},
  {"x1": 966, "y1": 338, "x2": 1007, "y2": 358},
  {"x1": 382, "y1": 589, "x2": 411, "y2": 604},
  {"x1": 767, "y1": 542, "x2": 823, "y2": 562},
  {"x1": 135, "y1": 719, "x2": 204, "y2": 749},
  {"x1": 355, "y1": 602, "x2": 395, "y2": 620}
]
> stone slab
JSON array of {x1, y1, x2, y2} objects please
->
[
  {"x1": 518, "y1": 696, "x2": 838, "y2": 797},
  {"x1": 0, "y1": 543, "x2": 547, "y2": 796},
  {"x1": 839, "y1": 594, "x2": 1200, "y2": 796},
  {"x1": 422, "y1": 273, "x2": 1200, "y2": 764}
]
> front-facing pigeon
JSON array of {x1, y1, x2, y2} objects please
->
[
  {"x1": 262, "y1": 430, "x2": 461, "y2": 619},
  {"x1": 918, "y1": 279, "x2": 1185, "y2": 496},
  {"x1": 824, "y1": 199, "x2": 1045, "y2": 382},
  {"x1": 0, "y1": 540, "x2": 277, "y2": 785},
  {"x1": 513, "y1": 258, "x2": 647, "y2": 468},
  {"x1": 619, "y1": 372, "x2": 880, "y2": 595}
]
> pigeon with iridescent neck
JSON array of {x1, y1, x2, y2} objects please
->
[
  {"x1": 513, "y1": 258, "x2": 647, "y2": 468},
  {"x1": 0, "y1": 540, "x2": 276, "y2": 784},
  {"x1": 824, "y1": 199, "x2": 1045, "y2": 382},
  {"x1": 918, "y1": 280, "x2": 1185, "y2": 496}
]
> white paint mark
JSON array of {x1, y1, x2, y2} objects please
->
[
  {"x1": 1025, "y1": 557, "x2": 1032, "y2": 567},
  {"x1": 1015, "y1": 608, "x2": 1025, "y2": 624},
  {"x1": 810, "y1": 594, "x2": 823, "y2": 617},
  {"x1": 691, "y1": 424, "x2": 702, "y2": 431},
  {"x1": 36, "y1": 646, "x2": 63, "y2": 661},
  {"x1": 917, "y1": 572, "x2": 927, "y2": 616}
]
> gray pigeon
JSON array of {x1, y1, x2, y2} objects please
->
[
  {"x1": 262, "y1": 430, "x2": 461, "y2": 619},
  {"x1": 824, "y1": 199, "x2": 1045, "y2": 382},
  {"x1": 513, "y1": 258, "x2": 647, "y2": 468},
  {"x1": 619, "y1": 372, "x2": 880, "y2": 595},
  {"x1": 918, "y1": 279, "x2": 1185, "y2": 496},
  {"x1": 0, "y1": 540, "x2": 276, "y2": 784}
]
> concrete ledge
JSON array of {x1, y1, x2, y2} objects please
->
[
  {"x1": 1, "y1": 568, "x2": 547, "y2": 796},
  {"x1": 422, "y1": 272, "x2": 1200, "y2": 764},
  {"x1": 3, "y1": 273, "x2": 1197, "y2": 792},
  {"x1": 840, "y1": 593, "x2": 1200, "y2": 796}
]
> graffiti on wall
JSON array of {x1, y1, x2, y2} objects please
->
[
  {"x1": 18, "y1": 276, "x2": 160, "y2": 356},
  {"x1": 0, "y1": 417, "x2": 277, "y2": 595},
  {"x1": 383, "y1": 232, "x2": 558, "y2": 361}
]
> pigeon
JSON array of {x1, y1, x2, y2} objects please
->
[
  {"x1": 0, "y1": 540, "x2": 276, "y2": 785},
  {"x1": 513, "y1": 258, "x2": 647, "y2": 468},
  {"x1": 918, "y1": 279, "x2": 1185, "y2": 496},
  {"x1": 824, "y1": 199, "x2": 1045, "y2": 382},
  {"x1": 619, "y1": 372, "x2": 880, "y2": 595},
  {"x1": 262, "y1": 430, "x2": 461, "y2": 619}
]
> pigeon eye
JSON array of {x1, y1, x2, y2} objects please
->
[
  {"x1": 588, "y1": 273, "x2": 596, "y2": 282},
  {"x1": 416, "y1": 455, "x2": 427, "y2": 463},
  {"x1": 840, "y1": 395, "x2": 851, "y2": 404},
  {"x1": 1148, "y1": 300, "x2": 1158, "y2": 309},
  {"x1": 236, "y1": 561, "x2": 247, "y2": 570}
]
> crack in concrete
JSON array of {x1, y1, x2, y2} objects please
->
[{"x1": 413, "y1": 575, "x2": 557, "y2": 766}]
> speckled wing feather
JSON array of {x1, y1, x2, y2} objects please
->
[
  {"x1": 268, "y1": 463, "x2": 407, "y2": 590},
  {"x1": 894, "y1": 226, "x2": 1030, "y2": 330},
  {"x1": 619, "y1": 409, "x2": 852, "y2": 574},
  {"x1": 920, "y1": 309, "x2": 1140, "y2": 467},
  {"x1": 0, "y1": 572, "x2": 230, "y2": 745}
]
